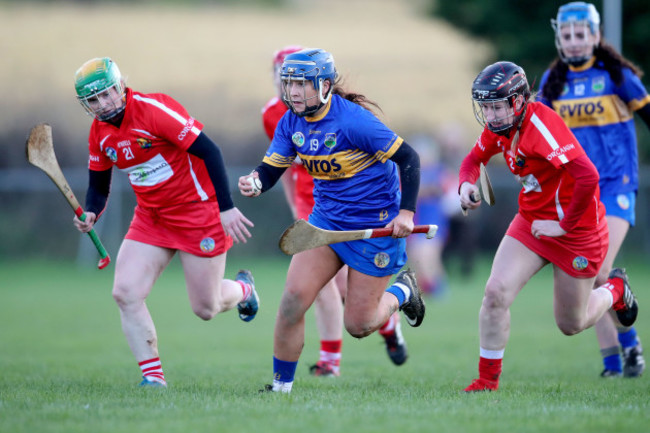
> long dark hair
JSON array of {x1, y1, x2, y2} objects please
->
[
  {"x1": 541, "y1": 41, "x2": 644, "y2": 103},
  {"x1": 331, "y1": 77, "x2": 382, "y2": 115}
]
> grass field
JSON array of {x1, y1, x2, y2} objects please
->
[{"x1": 0, "y1": 256, "x2": 648, "y2": 433}]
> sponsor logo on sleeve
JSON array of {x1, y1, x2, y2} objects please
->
[
  {"x1": 546, "y1": 143, "x2": 575, "y2": 161},
  {"x1": 178, "y1": 117, "x2": 195, "y2": 141}
]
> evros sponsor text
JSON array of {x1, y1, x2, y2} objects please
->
[{"x1": 558, "y1": 100, "x2": 604, "y2": 118}]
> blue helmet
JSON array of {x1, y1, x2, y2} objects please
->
[
  {"x1": 552, "y1": 2, "x2": 601, "y2": 65},
  {"x1": 280, "y1": 48, "x2": 338, "y2": 116}
]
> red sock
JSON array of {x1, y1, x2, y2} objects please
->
[
  {"x1": 237, "y1": 280, "x2": 252, "y2": 302},
  {"x1": 139, "y1": 357, "x2": 166, "y2": 385},
  {"x1": 478, "y1": 356, "x2": 502, "y2": 383},
  {"x1": 320, "y1": 340, "x2": 342, "y2": 368},
  {"x1": 378, "y1": 312, "x2": 397, "y2": 336},
  {"x1": 603, "y1": 278, "x2": 625, "y2": 310}
]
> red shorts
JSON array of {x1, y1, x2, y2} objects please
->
[
  {"x1": 125, "y1": 201, "x2": 233, "y2": 257},
  {"x1": 505, "y1": 213, "x2": 608, "y2": 278}
]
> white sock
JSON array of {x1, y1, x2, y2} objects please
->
[
  {"x1": 393, "y1": 283, "x2": 411, "y2": 302},
  {"x1": 594, "y1": 286, "x2": 614, "y2": 308},
  {"x1": 479, "y1": 347, "x2": 505, "y2": 359}
]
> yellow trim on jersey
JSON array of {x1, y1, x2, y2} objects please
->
[
  {"x1": 305, "y1": 98, "x2": 332, "y2": 122},
  {"x1": 262, "y1": 152, "x2": 295, "y2": 168},
  {"x1": 375, "y1": 136, "x2": 404, "y2": 162},
  {"x1": 568, "y1": 56, "x2": 596, "y2": 72},
  {"x1": 629, "y1": 94, "x2": 650, "y2": 112},
  {"x1": 552, "y1": 94, "x2": 634, "y2": 128}
]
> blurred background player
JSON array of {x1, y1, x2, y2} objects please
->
[
  {"x1": 539, "y1": 1, "x2": 649, "y2": 378},
  {"x1": 460, "y1": 61, "x2": 638, "y2": 392},
  {"x1": 406, "y1": 134, "x2": 455, "y2": 298},
  {"x1": 72, "y1": 57, "x2": 258, "y2": 387},
  {"x1": 261, "y1": 46, "x2": 408, "y2": 376},
  {"x1": 242, "y1": 48, "x2": 425, "y2": 393},
  {"x1": 437, "y1": 124, "x2": 480, "y2": 278}
]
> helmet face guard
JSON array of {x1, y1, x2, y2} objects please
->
[
  {"x1": 471, "y1": 61, "x2": 530, "y2": 136},
  {"x1": 552, "y1": 2, "x2": 600, "y2": 65},
  {"x1": 74, "y1": 57, "x2": 126, "y2": 121},
  {"x1": 472, "y1": 98, "x2": 519, "y2": 134},
  {"x1": 272, "y1": 45, "x2": 303, "y2": 96},
  {"x1": 280, "y1": 48, "x2": 337, "y2": 117}
]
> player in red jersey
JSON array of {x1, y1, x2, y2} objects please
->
[
  {"x1": 72, "y1": 57, "x2": 258, "y2": 387},
  {"x1": 261, "y1": 46, "x2": 408, "y2": 376},
  {"x1": 459, "y1": 61, "x2": 639, "y2": 392}
]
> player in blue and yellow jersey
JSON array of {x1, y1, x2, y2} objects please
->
[
  {"x1": 539, "y1": 2, "x2": 650, "y2": 378},
  {"x1": 239, "y1": 48, "x2": 425, "y2": 393}
]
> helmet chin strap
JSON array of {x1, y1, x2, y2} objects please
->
[{"x1": 318, "y1": 78, "x2": 332, "y2": 105}]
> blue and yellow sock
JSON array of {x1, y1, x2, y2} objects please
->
[{"x1": 272, "y1": 356, "x2": 297, "y2": 393}]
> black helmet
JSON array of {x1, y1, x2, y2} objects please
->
[{"x1": 471, "y1": 61, "x2": 530, "y2": 135}]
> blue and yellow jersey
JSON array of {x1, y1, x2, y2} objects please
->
[
  {"x1": 264, "y1": 94, "x2": 403, "y2": 227},
  {"x1": 538, "y1": 58, "x2": 650, "y2": 195}
]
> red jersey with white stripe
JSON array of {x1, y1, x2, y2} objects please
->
[
  {"x1": 471, "y1": 101, "x2": 604, "y2": 228},
  {"x1": 262, "y1": 96, "x2": 315, "y2": 216},
  {"x1": 87, "y1": 88, "x2": 211, "y2": 208}
]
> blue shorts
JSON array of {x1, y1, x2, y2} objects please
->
[
  {"x1": 309, "y1": 212, "x2": 407, "y2": 277},
  {"x1": 600, "y1": 191, "x2": 636, "y2": 227}
]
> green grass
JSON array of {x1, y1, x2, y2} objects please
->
[{"x1": 0, "y1": 256, "x2": 648, "y2": 433}]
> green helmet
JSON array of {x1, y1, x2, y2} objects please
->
[{"x1": 74, "y1": 57, "x2": 126, "y2": 121}]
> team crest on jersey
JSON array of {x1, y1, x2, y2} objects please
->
[
  {"x1": 105, "y1": 147, "x2": 118, "y2": 162},
  {"x1": 515, "y1": 155, "x2": 525, "y2": 167},
  {"x1": 572, "y1": 256, "x2": 588, "y2": 271},
  {"x1": 379, "y1": 210, "x2": 389, "y2": 221},
  {"x1": 200, "y1": 237, "x2": 215, "y2": 253},
  {"x1": 616, "y1": 194, "x2": 630, "y2": 210},
  {"x1": 592, "y1": 76, "x2": 605, "y2": 93},
  {"x1": 324, "y1": 133, "x2": 337, "y2": 149},
  {"x1": 292, "y1": 132, "x2": 305, "y2": 147},
  {"x1": 137, "y1": 138, "x2": 152, "y2": 149},
  {"x1": 374, "y1": 252, "x2": 390, "y2": 269}
]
